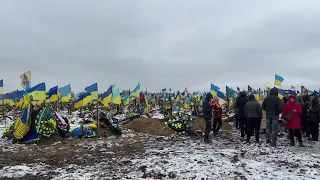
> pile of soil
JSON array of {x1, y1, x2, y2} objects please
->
[
  {"x1": 123, "y1": 118, "x2": 174, "y2": 136},
  {"x1": 194, "y1": 117, "x2": 233, "y2": 132},
  {"x1": 123, "y1": 117, "x2": 233, "y2": 136}
]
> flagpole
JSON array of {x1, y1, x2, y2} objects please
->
[
  {"x1": 2, "y1": 95, "x2": 5, "y2": 126},
  {"x1": 2, "y1": 83, "x2": 5, "y2": 124},
  {"x1": 96, "y1": 92, "x2": 100, "y2": 135}
]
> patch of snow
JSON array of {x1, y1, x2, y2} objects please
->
[{"x1": 0, "y1": 164, "x2": 47, "y2": 178}]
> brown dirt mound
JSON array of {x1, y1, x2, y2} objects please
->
[
  {"x1": 123, "y1": 118, "x2": 174, "y2": 136},
  {"x1": 123, "y1": 118, "x2": 233, "y2": 136},
  {"x1": 194, "y1": 118, "x2": 233, "y2": 131}
]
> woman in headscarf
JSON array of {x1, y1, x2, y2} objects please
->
[
  {"x1": 212, "y1": 97, "x2": 223, "y2": 135},
  {"x1": 281, "y1": 95, "x2": 304, "y2": 146}
]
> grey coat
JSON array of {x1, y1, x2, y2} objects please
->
[{"x1": 245, "y1": 99, "x2": 262, "y2": 119}]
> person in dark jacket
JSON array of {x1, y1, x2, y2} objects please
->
[
  {"x1": 233, "y1": 103, "x2": 239, "y2": 129},
  {"x1": 245, "y1": 94, "x2": 262, "y2": 143},
  {"x1": 236, "y1": 91, "x2": 249, "y2": 139},
  {"x1": 203, "y1": 93, "x2": 213, "y2": 143},
  {"x1": 301, "y1": 95, "x2": 311, "y2": 137},
  {"x1": 306, "y1": 95, "x2": 320, "y2": 141},
  {"x1": 262, "y1": 88, "x2": 283, "y2": 147}
]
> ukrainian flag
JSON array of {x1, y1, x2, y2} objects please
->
[
  {"x1": 277, "y1": 88, "x2": 286, "y2": 100},
  {"x1": 5, "y1": 91, "x2": 16, "y2": 106},
  {"x1": 85, "y1": 83, "x2": 98, "y2": 100},
  {"x1": 123, "y1": 95, "x2": 131, "y2": 106},
  {"x1": 130, "y1": 83, "x2": 140, "y2": 99},
  {"x1": 217, "y1": 91, "x2": 226, "y2": 104},
  {"x1": 29, "y1": 83, "x2": 46, "y2": 103},
  {"x1": 101, "y1": 86, "x2": 113, "y2": 108},
  {"x1": 0, "y1": 79, "x2": 4, "y2": 103},
  {"x1": 15, "y1": 91, "x2": 25, "y2": 108},
  {"x1": 112, "y1": 87, "x2": 121, "y2": 105},
  {"x1": 58, "y1": 84, "x2": 72, "y2": 102},
  {"x1": 47, "y1": 86, "x2": 58, "y2": 102},
  {"x1": 253, "y1": 90, "x2": 260, "y2": 101},
  {"x1": 184, "y1": 96, "x2": 190, "y2": 109},
  {"x1": 181, "y1": 91, "x2": 186, "y2": 99},
  {"x1": 274, "y1": 74, "x2": 284, "y2": 87},
  {"x1": 210, "y1": 83, "x2": 220, "y2": 97},
  {"x1": 73, "y1": 93, "x2": 83, "y2": 109}
]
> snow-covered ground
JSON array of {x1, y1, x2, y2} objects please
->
[{"x1": 1, "y1": 126, "x2": 320, "y2": 180}]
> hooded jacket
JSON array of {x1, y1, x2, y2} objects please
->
[
  {"x1": 236, "y1": 91, "x2": 249, "y2": 118},
  {"x1": 306, "y1": 95, "x2": 320, "y2": 123},
  {"x1": 262, "y1": 88, "x2": 283, "y2": 115},
  {"x1": 202, "y1": 93, "x2": 213, "y2": 120},
  {"x1": 244, "y1": 94, "x2": 262, "y2": 119},
  {"x1": 301, "y1": 95, "x2": 311, "y2": 120},
  {"x1": 281, "y1": 95, "x2": 302, "y2": 129}
]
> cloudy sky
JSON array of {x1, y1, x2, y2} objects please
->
[{"x1": 1, "y1": 0, "x2": 320, "y2": 93}]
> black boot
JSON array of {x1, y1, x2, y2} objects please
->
[
  {"x1": 204, "y1": 138, "x2": 212, "y2": 144},
  {"x1": 290, "y1": 142, "x2": 295, "y2": 147}
]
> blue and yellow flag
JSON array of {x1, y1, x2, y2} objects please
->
[
  {"x1": 85, "y1": 83, "x2": 98, "y2": 100},
  {"x1": 58, "y1": 84, "x2": 72, "y2": 102},
  {"x1": 112, "y1": 87, "x2": 121, "y2": 105},
  {"x1": 276, "y1": 88, "x2": 286, "y2": 100},
  {"x1": 74, "y1": 93, "x2": 84, "y2": 109},
  {"x1": 130, "y1": 83, "x2": 140, "y2": 99},
  {"x1": 101, "y1": 86, "x2": 113, "y2": 108},
  {"x1": 20, "y1": 71, "x2": 31, "y2": 90},
  {"x1": 123, "y1": 95, "x2": 131, "y2": 106},
  {"x1": 47, "y1": 86, "x2": 58, "y2": 102},
  {"x1": 210, "y1": 83, "x2": 220, "y2": 97},
  {"x1": 82, "y1": 92, "x2": 92, "y2": 106},
  {"x1": 274, "y1": 74, "x2": 284, "y2": 87},
  {"x1": 265, "y1": 86, "x2": 271, "y2": 96},
  {"x1": 0, "y1": 79, "x2": 3, "y2": 102},
  {"x1": 4, "y1": 91, "x2": 16, "y2": 106},
  {"x1": 29, "y1": 82, "x2": 46, "y2": 105},
  {"x1": 217, "y1": 91, "x2": 226, "y2": 104}
]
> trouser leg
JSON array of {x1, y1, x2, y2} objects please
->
[
  {"x1": 239, "y1": 118, "x2": 246, "y2": 138},
  {"x1": 288, "y1": 129, "x2": 294, "y2": 144},
  {"x1": 255, "y1": 119, "x2": 261, "y2": 142},
  {"x1": 271, "y1": 116, "x2": 279, "y2": 145},
  {"x1": 266, "y1": 116, "x2": 272, "y2": 142},
  {"x1": 216, "y1": 118, "x2": 222, "y2": 132},
  {"x1": 212, "y1": 118, "x2": 218, "y2": 134},
  {"x1": 295, "y1": 129, "x2": 303, "y2": 142},
  {"x1": 204, "y1": 119, "x2": 211, "y2": 140}
]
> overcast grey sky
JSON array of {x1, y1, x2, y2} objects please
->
[{"x1": 1, "y1": 0, "x2": 320, "y2": 93}]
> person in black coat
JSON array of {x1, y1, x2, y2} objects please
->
[
  {"x1": 203, "y1": 92, "x2": 213, "y2": 143},
  {"x1": 236, "y1": 91, "x2": 249, "y2": 139},
  {"x1": 301, "y1": 95, "x2": 311, "y2": 137},
  {"x1": 306, "y1": 95, "x2": 320, "y2": 141},
  {"x1": 262, "y1": 88, "x2": 283, "y2": 146}
]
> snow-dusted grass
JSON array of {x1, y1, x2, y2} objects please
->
[
  {"x1": 0, "y1": 164, "x2": 48, "y2": 178},
  {"x1": 1, "y1": 119, "x2": 320, "y2": 179}
]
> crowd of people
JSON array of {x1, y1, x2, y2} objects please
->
[{"x1": 203, "y1": 88, "x2": 320, "y2": 146}]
